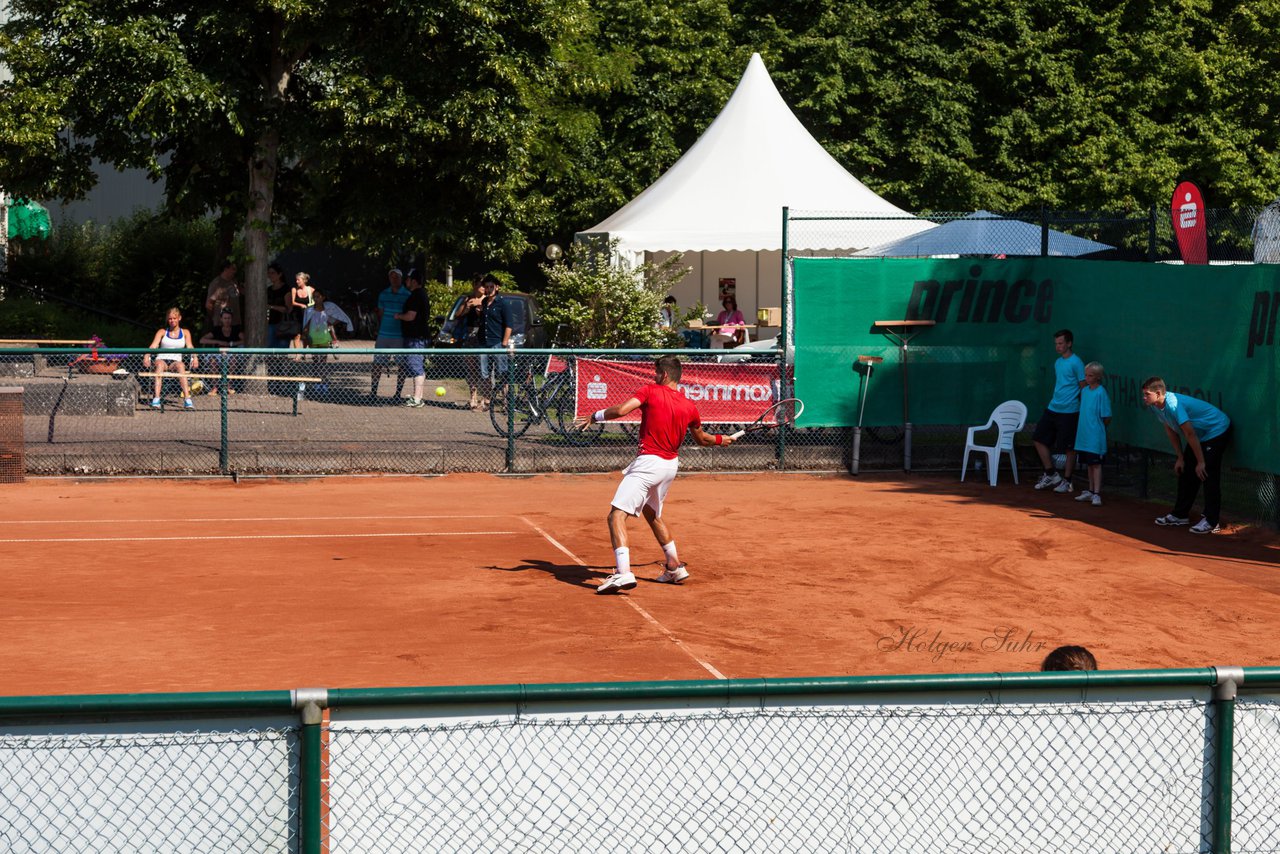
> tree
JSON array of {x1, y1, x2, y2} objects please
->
[
  {"x1": 539, "y1": 240, "x2": 688, "y2": 347},
  {"x1": 0, "y1": 0, "x2": 595, "y2": 343}
]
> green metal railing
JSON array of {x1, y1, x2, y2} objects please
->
[{"x1": 2, "y1": 667, "x2": 1278, "y2": 852}]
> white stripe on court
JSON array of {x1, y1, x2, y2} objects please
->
[
  {"x1": 0, "y1": 515, "x2": 514, "y2": 525},
  {"x1": 518, "y1": 516, "x2": 727, "y2": 681},
  {"x1": 0, "y1": 531, "x2": 518, "y2": 544}
]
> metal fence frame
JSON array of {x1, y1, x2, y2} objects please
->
[{"x1": 3, "y1": 667, "x2": 1279, "y2": 852}]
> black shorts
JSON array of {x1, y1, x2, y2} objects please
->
[
  {"x1": 1076, "y1": 451, "x2": 1106, "y2": 466},
  {"x1": 1032, "y1": 409, "x2": 1079, "y2": 453}
]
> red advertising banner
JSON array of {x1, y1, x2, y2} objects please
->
[
  {"x1": 1171, "y1": 181, "x2": 1208, "y2": 265},
  {"x1": 575, "y1": 359, "x2": 782, "y2": 424}
]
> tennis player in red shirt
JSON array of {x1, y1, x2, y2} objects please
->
[{"x1": 574, "y1": 355, "x2": 736, "y2": 594}]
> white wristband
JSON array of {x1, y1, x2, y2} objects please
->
[{"x1": 593, "y1": 409, "x2": 608, "y2": 423}]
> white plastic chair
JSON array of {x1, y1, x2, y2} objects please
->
[{"x1": 961, "y1": 400, "x2": 1028, "y2": 486}]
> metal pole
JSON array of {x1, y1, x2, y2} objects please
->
[
  {"x1": 1212, "y1": 668, "x2": 1241, "y2": 854},
  {"x1": 778, "y1": 207, "x2": 790, "y2": 471},
  {"x1": 899, "y1": 336, "x2": 912, "y2": 471},
  {"x1": 295, "y1": 688, "x2": 328, "y2": 854},
  {"x1": 1040, "y1": 207, "x2": 1049, "y2": 257},
  {"x1": 219, "y1": 356, "x2": 230, "y2": 474},
  {"x1": 505, "y1": 347, "x2": 516, "y2": 472}
]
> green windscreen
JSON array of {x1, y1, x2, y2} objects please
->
[{"x1": 793, "y1": 257, "x2": 1280, "y2": 474}]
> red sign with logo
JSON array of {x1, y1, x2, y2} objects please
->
[
  {"x1": 575, "y1": 359, "x2": 781, "y2": 424},
  {"x1": 1171, "y1": 181, "x2": 1208, "y2": 265}
]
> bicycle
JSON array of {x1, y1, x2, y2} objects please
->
[
  {"x1": 489, "y1": 353, "x2": 602, "y2": 445},
  {"x1": 347, "y1": 287, "x2": 379, "y2": 340}
]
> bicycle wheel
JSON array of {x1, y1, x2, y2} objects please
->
[
  {"x1": 489, "y1": 379, "x2": 536, "y2": 438},
  {"x1": 550, "y1": 383, "x2": 602, "y2": 446}
]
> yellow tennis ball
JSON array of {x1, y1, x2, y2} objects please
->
[{"x1": 435, "y1": 386, "x2": 447, "y2": 397}]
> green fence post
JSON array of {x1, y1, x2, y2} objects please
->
[
  {"x1": 219, "y1": 357, "x2": 230, "y2": 474},
  {"x1": 296, "y1": 688, "x2": 328, "y2": 854},
  {"x1": 1212, "y1": 668, "x2": 1241, "y2": 854},
  {"x1": 505, "y1": 348, "x2": 516, "y2": 472}
]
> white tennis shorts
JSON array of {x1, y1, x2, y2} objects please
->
[{"x1": 610, "y1": 454, "x2": 680, "y2": 517}]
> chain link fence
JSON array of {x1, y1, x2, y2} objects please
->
[
  {"x1": 0, "y1": 725, "x2": 299, "y2": 851},
  {"x1": 3, "y1": 673, "x2": 1278, "y2": 853}
]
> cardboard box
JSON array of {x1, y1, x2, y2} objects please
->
[{"x1": 756, "y1": 307, "x2": 782, "y2": 327}]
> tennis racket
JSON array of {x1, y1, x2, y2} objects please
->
[{"x1": 728, "y1": 398, "x2": 804, "y2": 440}]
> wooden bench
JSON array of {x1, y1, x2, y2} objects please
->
[
  {"x1": 137, "y1": 372, "x2": 323, "y2": 415},
  {"x1": 0, "y1": 338, "x2": 95, "y2": 345}
]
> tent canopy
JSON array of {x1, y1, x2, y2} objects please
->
[
  {"x1": 855, "y1": 211, "x2": 1114, "y2": 258},
  {"x1": 578, "y1": 53, "x2": 928, "y2": 254}
]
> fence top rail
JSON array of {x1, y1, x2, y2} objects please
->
[
  {"x1": 2, "y1": 668, "x2": 1276, "y2": 718},
  {"x1": 0, "y1": 346, "x2": 764, "y2": 357}
]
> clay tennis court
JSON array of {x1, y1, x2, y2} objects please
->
[{"x1": 1, "y1": 472, "x2": 1277, "y2": 696}]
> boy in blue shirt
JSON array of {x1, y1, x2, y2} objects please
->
[
  {"x1": 1142, "y1": 377, "x2": 1233, "y2": 534},
  {"x1": 1072, "y1": 362, "x2": 1112, "y2": 507},
  {"x1": 1033, "y1": 329, "x2": 1086, "y2": 493}
]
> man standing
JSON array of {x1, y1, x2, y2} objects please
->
[
  {"x1": 394, "y1": 269, "x2": 430, "y2": 408},
  {"x1": 575, "y1": 355, "x2": 736, "y2": 594},
  {"x1": 372, "y1": 268, "x2": 409, "y2": 400},
  {"x1": 479, "y1": 274, "x2": 514, "y2": 393},
  {"x1": 205, "y1": 261, "x2": 242, "y2": 328},
  {"x1": 1143, "y1": 377, "x2": 1233, "y2": 533},
  {"x1": 1032, "y1": 328, "x2": 1086, "y2": 493}
]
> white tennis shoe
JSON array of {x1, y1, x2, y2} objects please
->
[
  {"x1": 596, "y1": 571, "x2": 637, "y2": 594},
  {"x1": 1155, "y1": 513, "x2": 1190, "y2": 526},
  {"x1": 656, "y1": 564, "x2": 689, "y2": 584},
  {"x1": 1053, "y1": 479, "x2": 1074, "y2": 494},
  {"x1": 1034, "y1": 473, "x2": 1061, "y2": 490},
  {"x1": 1190, "y1": 518, "x2": 1221, "y2": 534},
  {"x1": 1075, "y1": 490, "x2": 1094, "y2": 502}
]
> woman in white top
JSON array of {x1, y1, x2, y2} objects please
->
[{"x1": 142, "y1": 307, "x2": 199, "y2": 409}]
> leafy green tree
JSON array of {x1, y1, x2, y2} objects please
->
[
  {"x1": 539, "y1": 240, "x2": 688, "y2": 347},
  {"x1": 0, "y1": 0, "x2": 596, "y2": 343}
]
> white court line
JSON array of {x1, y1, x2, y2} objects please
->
[
  {"x1": 518, "y1": 516, "x2": 727, "y2": 681},
  {"x1": 0, "y1": 515, "x2": 513, "y2": 525},
  {"x1": 0, "y1": 531, "x2": 518, "y2": 544}
]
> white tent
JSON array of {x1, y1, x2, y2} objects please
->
[
  {"x1": 576, "y1": 53, "x2": 928, "y2": 328},
  {"x1": 855, "y1": 210, "x2": 1114, "y2": 258}
]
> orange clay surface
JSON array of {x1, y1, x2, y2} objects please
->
[{"x1": 1, "y1": 472, "x2": 1277, "y2": 696}]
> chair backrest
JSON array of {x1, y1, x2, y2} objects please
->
[{"x1": 992, "y1": 400, "x2": 1028, "y2": 449}]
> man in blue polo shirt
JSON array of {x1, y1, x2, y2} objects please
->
[
  {"x1": 1032, "y1": 329, "x2": 1086, "y2": 493},
  {"x1": 1142, "y1": 377, "x2": 1233, "y2": 534},
  {"x1": 371, "y1": 267, "x2": 410, "y2": 400}
]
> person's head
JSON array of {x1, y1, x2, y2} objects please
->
[
  {"x1": 219, "y1": 309, "x2": 234, "y2": 329},
  {"x1": 165, "y1": 307, "x2": 182, "y2": 327},
  {"x1": 1040, "y1": 645, "x2": 1098, "y2": 672},
  {"x1": 405, "y1": 269, "x2": 422, "y2": 289},
  {"x1": 312, "y1": 289, "x2": 326, "y2": 306},
  {"x1": 470, "y1": 274, "x2": 486, "y2": 296},
  {"x1": 654, "y1": 355, "x2": 682, "y2": 385},
  {"x1": 1053, "y1": 329, "x2": 1073, "y2": 355},
  {"x1": 267, "y1": 262, "x2": 285, "y2": 285},
  {"x1": 388, "y1": 268, "x2": 403, "y2": 289},
  {"x1": 722, "y1": 295, "x2": 737, "y2": 311},
  {"x1": 664, "y1": 295, "x2": 677, "y2": 306},
  {"x1": 219, "y1": 261, "x2": 236, "y2": 279},
  {"x1": 481, "y1": 274, "x2": 501, "y2": 294},
  {"x1": 1141, "y1": 376, "x2": 1167, "y2": 408},
  {"x1": 1084, "y1": 361, "x2": 1105, "y2": 387},
  {"x1": 295, "y1": 272, "x2": 311, "y2": 287}
]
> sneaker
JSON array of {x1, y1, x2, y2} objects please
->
[
  {"x1": 403, "y1": 398, "x2": 425, "y2": 408},
  {"x1": 596, "y1": 571, "x2": 637, "y2": 594},
  {"x1": 1074, "y1": 490, "x2": 1094, "y2": 502},
  {"x1": 150, "y1": 398, "x2": 162, "y2": 409},
  {"x1": 1091, "y1": 494, "x2": 1102, "y2": 507},
  {"x1": 183, "y1": 398, "x2": 194, "y2": 410},
  {"x1": 1190, "y1": 518, "x2": 1220, "y2": 534},
  {"x1": 1034, "y1": 473, "x2": 1062, "y2": 490},
  {"x1": 1053, "y1": 479, "x2": 1074, "y2": 494},
  {"x1": 1155, "y1": 513, "x2": 1190, "y2": 526},
  {"x1": 656, "y1": 564, "x2": 689, "y2": 584}
]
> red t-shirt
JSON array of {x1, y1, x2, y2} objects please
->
[{"x1": 634, "y1": 383, "x2": 701, "y2": 460}]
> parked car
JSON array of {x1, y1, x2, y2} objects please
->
[{"x1": 435, "y1": 292, "x2": 546, "y2": 348}]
